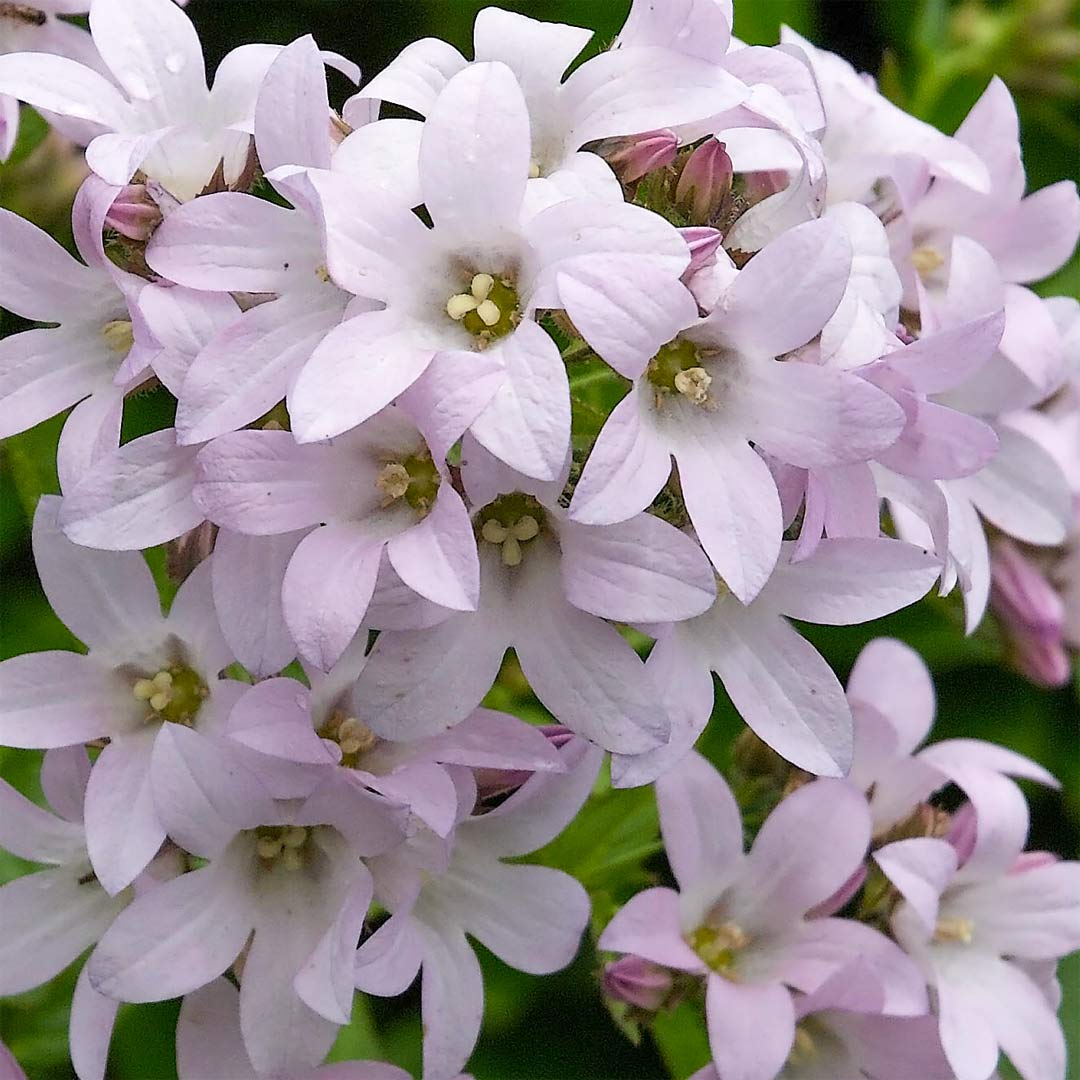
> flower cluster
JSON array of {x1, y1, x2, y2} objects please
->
[
  {"x1": 0, "y1": 0, "x2": 1077, "y2": 1078},
  {"x1": 601, "y1": 639, "x2": 1080, "y2": 1080}
]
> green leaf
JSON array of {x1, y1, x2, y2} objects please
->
[
  {"x1": 650, "y1": 1000, "x2": 712, "y2": 1080},
  {"x1": 327, "y1": 994, "x2": 384, "y2": 1063}
]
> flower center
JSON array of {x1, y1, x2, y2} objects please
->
[
  {"x1": 101, "y1": 319, "x2": 135, "y2": 358},
  {"x1": 934, "y1": 916, "x2": 974, "y2": 945},
  {"x1": 375, "y1": 451, "x2": 440, "y2": 514},
  {"x1": 254, "y1": 825, "x2": 310, "y2": 872},
  {"x1": 446, "y1": 272, "x2": 520, "y2": 342},
  {"x1": 685, "y1": 920, "x2": 749, "y2": 976},
  {"x1": 319, "y1": 709, "x2": 379, "y2": 768},
  {"x1": 911, "y1": 245, "x2": 945, "y2": 277},
  {"x1": 132, "y1": 665, "x2": 207, "y2": 726},
  {"x1": 477, "y1": 492, "x2": 546, "y2": 568},
  {"x1": 647, "y1": 339, "x2": 712, "y2": 406}
]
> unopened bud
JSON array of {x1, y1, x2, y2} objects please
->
[
  {"x1": 675, "y1": 139, "x2": 733, "y2": 223},
  {"x1": 603, "y1": 955, "x2": 673, "y2": 1012},
  {"x1": 105, "y1": 184, "x2": 163, "y2": 242},
  {"x1": 680, "y1": 226, "x2": 724, "y2": 275},
  {"x1": 990, "y1": 539, "x2": 1070, "y2": 688},
  {"x1": 601, "y1": 129, "x2": 678, "y2": 183}
]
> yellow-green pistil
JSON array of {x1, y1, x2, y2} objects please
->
[
  {"x1": 319, "y1": 709, "x2": 379, "y2": 769},
  {"x1": 477, "y1": 492, "x2": 546, "y2": 567},
  {"x1": 686, "y1": 921, "x2": 749, "y2": 976},
  {"x1": 647, "y1": 338, "x2": 712, "y2": 405},
  {"x1": 376, "y1": 450, "x2": 440, "y2": 514},
  {"x1": 132, "y1": 665, "x2": 208, "y2": 726},
  {"x1": 254, "y1": 825, "x2": 311, "y2": 871},
  {"x1": 446, "y1": 272, "x2": 521, "y2": 342}
]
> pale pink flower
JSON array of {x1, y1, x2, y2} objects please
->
[
  {"x1": 897, "y1": 78, "x2": 1080, "y2": 320},
  {"x1": 780, "y1": 28, "x2": 989, "y2": 206},
  {"x1": 288, "y1": 61, "x2": 692, "y2": 480},
  {"x1": 353, "y1": 736, "x2": 602, "y2": 1080},
  {"x1": 176, "y1": 978, "x2": 413, "y2": 1080},
  {"x1": 225, "y1": 631, "x2": 563, "y2": 836},
  {"x1": 690, "y1": 959, "x2": 955, "y2": 1079},
  {"x1": 88, "y1": 771, "x2": 402, "y2": 1077},
  {"x1": 0, "y1": 0, "x2": 105, "y2": 160},
  {"x1": 351, "y1": 439, "x2": 717, "y2": 755},
  {"x1": 0, "y1": 497, "x2": 240, "y2": 894},
  {"x1": 193, "y1": 407, "x2": 478, "y2": 669},
  {"x1": 880, "y1": 768, "x2": 1080, "y2": 1080},
  {"x1": 0, "y1": 0, "x2": 356, "y2": 200},
  {"x1": 570, "y1": 217, "x2": 905, "y2": 601},
  {"x1": 355, "y1": 6, "x2": 747, "y2": 201},
  {"x1": 788, "y1": 310, "x2": 1004, "y2": 561},
  {"x1": 845, "y1": 638, "x2": 1059, "y2": 837},
  {"x1": 611, "y1": 539, "x2": 939, "y2": 787},
  {"x1": 0, "y1": 176, "x2": 158, "y2": 490},
  {"x1": 600, "y1": 753, "x2": 928, "y2": 1080}
]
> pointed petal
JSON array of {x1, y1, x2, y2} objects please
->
[
  {"x1": 598, "y1": 887, "x2": 706, "y2": 971},
  {"x1": 283, "y1": 525, "x2": 384, "y2": 671},
  {"x1": 59, "y1": 429, "x2": 202, "y2": 550},
  {"x1": 560, "y1": 514, "x2": 715, "y2": 622},
  {"x1": 84, "y1": 731, "x2": 165, "y2": 895},
  {"x1": 655, "y1": 751, "x2": 743, "y2": 891},
  {"x1": 71, "y1": 961, "x2": 120, "y2": 1080},
  {"x1": 89, "y1": 855, "x2": 253, "y2": 1002},
  {"x1": 387, "y1": 485, "x2": 479, "y2": 612},
  {"x1": 32, "y1": 495, "x2": 161, "y2": 649},
  {"x1": 467, "y1": 321, "x2": 570, "y2": 482},
  {"x1": 704, "y1": 976, "x2": 795, "y2": 1080},
  {"x1": 874, "y1": 838, "x2": 957, "y2": 933},
  {"x1": 176, "y1": 979, "x2": 258, "y2": 1080},
  {"x1": 718, "y1": 218, "x2": 851, "y2": 356},
  {"x1": 420, "y1": 62, "x2": 529, "y2": 242}
]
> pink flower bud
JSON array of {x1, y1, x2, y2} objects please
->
[
  {"x1": 679, "y1": 226, "x2": 724, "y2": 275},
  {"x1": 990, "y1": 538, "x2": 1070, "y2": 688},
  {"x1": 105, "y1": 183, "x2": 163, "y2": 242},
  {"x1": 675, "y1": 139, "x2": 733, "y2": 223},
  {"x1": 603, "y1": 955, "x2": 673, "y2": 1011},
  {"x1": 602, "y1": 129, "x2": 678, "y2": 183},
  {"x1": 474, "y1": 725, "x2": 575, "y2": 799}
]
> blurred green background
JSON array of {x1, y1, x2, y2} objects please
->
[{"x1": 1, "y1": 1, "x2": 1078, "y2": 1077}]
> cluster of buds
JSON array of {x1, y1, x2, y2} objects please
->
[{"x1": 0, "y1": 0, "x2": 1077, "y2": 1078}]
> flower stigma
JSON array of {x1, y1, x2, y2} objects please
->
[
  {"x1": 477, "y1": 492, "x2": 546, "y2": 568},
  {"x1": 686, "y1": 920, "x2": 749, "y2": 976},
  {"x1": 375, "y1": 451, "x2": 440, "y2": 513},
  {"x1": 647, "y1": 338, "x2": 713, "y2": 407},
  {"x1": 446, "y1": 272, "x2": 521, "y2": 342},
  {"x1": 320, "y1": 709, "x2": 379, "y2": 768},
  {"x1": 254, "y1": 825, "x2": 310, "y2": 871}
]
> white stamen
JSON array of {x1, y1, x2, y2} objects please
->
[
  {"x1": 470, "y1": 273, "x2": 494, "y2": 301},
  {"x1": 674, "y1": 366, "x2": 712, "y2": 404},
  {"x1": 476, "y1": 299, "x2": 501, "y2": 327},
  {"x1": 482, "y1": 519, "x2": 509, "y2": 544},
  {"x1": 501, "y1": 534, "x2": 522, "y2": 567},
  {"x1": 152, "y1": 671, "x2": 173, "y2": 690},
  {"x1": 282, "y1": 826, "x2": 308, "y2": 848},
  {"x1": 376, "y1": 462, "x2": 410, "y2": 503},
  {"x1": 447, "y1": 293, "x2": 479, "y2": 320},
  {"x1": 133, "y1": 679, "x2": 155, "y2": 701},
  {"x1": 281, "y1": 847, "x2": 304, "y2": 871},
  {"x1": 149, "y1": 691, "x2": 170, "y2": 712},
  {"x1": 528, "y1": 161, "x2": 541, "y2": 179},
  {"x1": 257, "y1": 836, "x2": 283, "y2": 859},
  {"x1": 512, "y1": 515, "x2": 539, "y2": 542}
]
